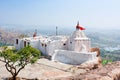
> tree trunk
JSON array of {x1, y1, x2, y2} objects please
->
[
  {"x1": 9, "y1": 76, "x2": 20, "y2": 80},
  {"x1": 12, "y1": 74, "x2": 17, "y2": 80},
  {"x1": 13, "y1": 76, "x2": 16, "y2": 80}
]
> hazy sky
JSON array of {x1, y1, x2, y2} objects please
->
[{"x1": 0, "y1": 0, "x2": 120, "y2": 29}]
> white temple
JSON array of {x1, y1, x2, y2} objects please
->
[{"x1": 14, "y1": 22, "x2": 99, "y2": 65}]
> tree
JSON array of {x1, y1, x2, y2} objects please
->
[{"x1": 0, "y1": 46, "x2": 41, "y2": 80}]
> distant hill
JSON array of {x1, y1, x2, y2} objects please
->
[
  {"x1": 87, "y1": 31, "x2": 120, "y2": 48},
  {"x1": 0, "y1": 24, "x2": 120, "y2": 48},
  {"x1": 0, "y1": 28, "x2": 19, "y2": 46}
]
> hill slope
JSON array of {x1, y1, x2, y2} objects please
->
[{"x1": 0, "y1": 28, "x2": 19, "y2": 46}]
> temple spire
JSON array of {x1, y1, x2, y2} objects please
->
[
  {"x1": 77, "y1": 21, "x2": 79, "y2": 26},
  {"x1": 76, "y1": 21, "x2": 80, "y2": 30}
]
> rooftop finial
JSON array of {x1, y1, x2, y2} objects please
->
[
  {"x1": 76, "y1": 21, "x2": 85, "y2": 30},
  {"x1": 77, "y1": 21, "x2": 79, "y2": 26},
  {"x1": 76, "y1": 21, "x2": 80, "y2": 30},
  {"x1": 33, "y1": 29, "x2": 37, "y2": 37}
]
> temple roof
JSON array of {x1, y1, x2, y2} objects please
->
[
  {"x1": 71, "y1": 30, "x2": 87, "y2": 38},
  {"x1": 69, "y1": 22, "x2": 87, "y2": 38}
]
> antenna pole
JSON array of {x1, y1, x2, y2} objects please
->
[
  {"x1": 56, "y1": 26, "x2": 58, "y2": 36},
  {"x1": 35, "y1": 29, "x2": 37, "y2": 34}
]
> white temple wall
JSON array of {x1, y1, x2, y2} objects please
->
[
  {"x1": 39, "y1": 41, "x2": 47, "y2": 55},
  {"x1": 19, "y1": 40, "x2": 24, "y2": 49},
  {"x1": 73, "y1": 39, "x2": 91, "y2": 52},
  {"x1": 29, "y1": 40, "x2": 40, "y2": 50},
  {"x1": 45, "y1": 40, "x2": 67, "y2": 56},
  {"x1": 85, "y1": 39, "x2": 91, "y2": 52},
  {"x1": 67, "y1": 38, "x2": 75, "y2": 51},
  {"x1": 45, "y1": 42, "x2": 55, "y2": 55},
  {"x1": 14, "y1": 39, "x2": 24, "y2": 50},
  {"x1": 74, "y1": 40, "x2": 80, "y2": 51},
  {"x1": 82, "y1": 39, "x2": 91, "y2": 52},
  {"x1": 52, "y1": 50, "x2": 97, "y2": 65},
  {"x1": 14, "y1": 39, "x2": 18, "y2": 49}
]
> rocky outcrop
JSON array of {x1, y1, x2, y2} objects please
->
[
  {"x1": 90, "y1": 47, "x2": 100, "y2": 57},
  {"x1": 0, "y1": 58, "x2": 120, "y2": 80},
  {"x1": 58, "y1": 61, "x2": 120, "y2": 80}
]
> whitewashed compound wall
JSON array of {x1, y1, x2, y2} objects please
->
[{"x1": 52, "y1": 50, "x2": 97, "y2": 65}]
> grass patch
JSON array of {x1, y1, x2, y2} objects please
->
[{"x1": 102, "y1": 59, "x2": 113, "y2": 65}]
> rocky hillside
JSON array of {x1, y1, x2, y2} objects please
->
[
  {"x1": 0, "y1": 58, "x2": 120, "y2": 80},
  {"x1": 0, "y1": 28, "x2": 19, "y2": 46},
  {"x1": 58, "y1": 61, "x2": 120, "y2": 80}
]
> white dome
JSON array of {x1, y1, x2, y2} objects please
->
[{"x1": 71, "y1": 30, "x2": 87, "y2": 38}]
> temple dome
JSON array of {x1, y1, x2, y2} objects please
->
[{"x1": 71, "y1": 29, "x2": 87, "y2": 38}]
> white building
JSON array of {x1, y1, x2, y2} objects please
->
[{"x1": 14, "y1": 23, "x2": 98, "y2": 65}]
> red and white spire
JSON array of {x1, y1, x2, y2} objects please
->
[{"x1": 76, "y1": 21, "x2": 85, "y2": 30}]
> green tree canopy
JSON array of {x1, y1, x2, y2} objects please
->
[{"x1": 0, "y1": 46, "x2": 41, "y2": 80}]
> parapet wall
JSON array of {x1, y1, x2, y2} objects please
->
[{"x1": 52, "y1": 50, "x2": 98, "y2": 65}]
